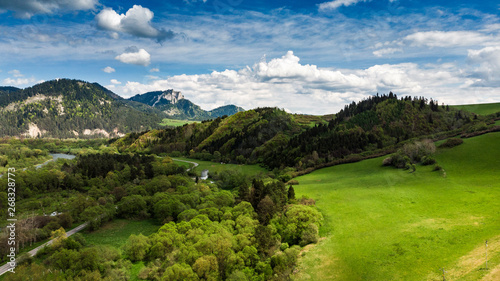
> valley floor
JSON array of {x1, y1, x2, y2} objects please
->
[{"x1": 293, "y1": 132, "x2": 500, "y2": 280}]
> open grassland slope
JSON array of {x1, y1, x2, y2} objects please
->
[
  {"x1": 451, "y1": 103, "x2": 500, "y2": 116},
  {"x1": 293, "y1": 132, "x2": 500, "y2": 281}
]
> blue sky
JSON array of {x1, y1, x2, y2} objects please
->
[{"x1": 0, "y1": 0, "x2": 499, "y2": 114}]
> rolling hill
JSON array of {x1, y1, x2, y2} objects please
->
[
  {"x1": 113, "y1": 94, "x2": 498, "y2": 171},
  {"x1": 292, "y1": 131, "x2": 500, "y2": 281}
]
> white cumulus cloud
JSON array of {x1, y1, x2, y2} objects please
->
[
  {"x1": 106, "y1": 51, "x2": 497, "y2": 114},
  {"x1": 404, "y1": 31, "x2": 492, "y2": 48},
  {"x1": 8, "y1": 69, "x2": 23, "y2": 77},
  {"x1": 115, "y1": 48, "x2": 151, "y2": 66},
  {"x1": 95, "y1": 5, "x2": 174, "y2": 41},
  {"x1": 102, "y1": 66, "x2": 115, "y2": 73},
  {"x1": 110, "y1": 79, "x2": 121, "y2": 84},
  {"x1": 373, "y1": 48, "x2": 403, "y2": 57},
  {"x1": 467, "y1": 46, "x2": 500, "y2": 87},
  {"x1": 318, "y1": 0, "x2": 367, "y2": 11},
  {"x1": 0, "y1": 0, "x2": 98, "y2": 18}
]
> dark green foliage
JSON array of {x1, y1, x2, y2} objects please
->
[
  {"x1": 209, "y1": 104, "x2": 245, "y2": 118},
  {"x1": 115, "y1": 94, "x2": 477, "y2": 172},
  {"x1": 287, "y1": 185, "x2": 296, "y2": 201},
  {"x1": 421, "y1": 156, "x2": 436, "y2": 165},
  {"x1": 117, "y1": 195, "x2": 148, "y2": 219},
  {"x1": 74, "y1": 153, "x2": 156, "y2": 180},
  {"x1": 0, "y1": 86, "x2": 21, "y2": 93},
  {"x1": 0, "y1": 79, "x2": 165, "y2": 138},
  {"x1": 439, "y1": 138, "x2": 464, "y2": 148}
]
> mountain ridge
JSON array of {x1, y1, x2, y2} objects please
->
[{"x1": 127, "y1": 90, "x2": 244, "y2": 120}]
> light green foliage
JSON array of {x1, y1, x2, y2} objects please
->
[
  {"x1": 161, "y1": 263, "x2": 199, "y2": 281},
  {"x1": 160, "y1": 118, "x2": 200, "y2": 127},
  {"x1": 273, "y1": 204, "x2": 323, "y2": 246},
  {"x1": 123, "y1": 234, "x2": 151, "y2": 262},
  {"x1": 0, "y1": 140, "x2": 51, "y2": 174},
  {"x1": 193, "y1": 255, "x2": 219, "y2": 280},
  {"x1": 294, "y1": 132, "x2": 500, "y2": 280}
]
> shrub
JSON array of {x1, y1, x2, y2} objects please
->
[
  {"x1": 384, "y1": 140, "x2": 436, "y2": 169},
  {"x1": 439, "y1": 138, "x2": 463, "y2": 148},
  {"x1": 382, "y1": 157, "x2": 392, "y2": 166},
  {"x1": 421, "y1": 156, "x2": 436, "y2": 166},
  {"x1": 433, "y1": 165, "x2": 443, "y2": 171},
  {"x1": 401, "y1": 140, "x2": 435, "y2": 163}
]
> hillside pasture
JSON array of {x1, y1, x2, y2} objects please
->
[
  {"x1": 159, "y1": 118, "x2": 199, "y2": 127},
  {"x1": 451, "y1": 102, "x2": 500, "y2": 116},
  {"x1": 173, "y1": 157, "x2": 269, "y2": 178},
  {"x1": 293, "y1": 132, "x2": 500, "y2": 281}
]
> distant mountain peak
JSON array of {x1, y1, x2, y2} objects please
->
[
  {"x1": 127, "y1": 89, "x2": 244, "y2": 121},
  {"x1": 129, "y1": 89, "x2": 184, "y2": 107},
  {"x1": 153, "y1": 90, "x2": 184, "y2": 106}
]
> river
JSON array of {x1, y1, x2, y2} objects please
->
[
  {"x1": 0, "y1": 153, "x2": 76, "y2": 177},
  {"x1": 34, "y1": 153, "x2": 76, "y2": 169}
]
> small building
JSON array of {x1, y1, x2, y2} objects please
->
[{"x1": 200, "y1": 169, "x2": 209, "y2": 180}]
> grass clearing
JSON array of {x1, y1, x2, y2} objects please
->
[
  {"x1": 81, "y1": 219, "x2": 160, "y2": 249},
  {"x1": 159, "y1": 118, "x2": 199, "y2": 127},
  {"x1": 173, "y1": 157, "x2": 269, "y2": 178},
  {"x1": 293, "y1": 132, "x2": 500, "y2": 281},
  {"x1": 451, "y1": 103, "x2": 500, "y2": 116},
  {"x1": 129, "y1": 261, "x2": 146, "y2": 281}
]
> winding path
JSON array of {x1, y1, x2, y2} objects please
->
[
  {"x1": 0, "y1": 222, "x2": 88, "y2": 276},
  {"x1": 171, "y1": 158, "x2": 199, "y2": 172}
]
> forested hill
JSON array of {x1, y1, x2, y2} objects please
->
[
  {"x1": 113, "y1": 93, "x2": 498, "y2": 170},
  {"x1": 0, "y1": 86, "x2": 20, "y2": 94},
  {"x1": 0, "y1": 79, "x2": 166, "y2": 138}
]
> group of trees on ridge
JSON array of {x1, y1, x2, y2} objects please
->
[{"x1": 113, "y1": 93, "x2": 486, "y2": 171}]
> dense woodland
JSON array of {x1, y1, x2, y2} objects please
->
[
  {"x1": 0, "y1": 150, "x2": 321, "y2": 280},
  {"x1": 113, "y1": 93, "x2": 495, "y2": 172},
  {"x1": 0, "y1": 79, "x2": 166, "y2": 138}
]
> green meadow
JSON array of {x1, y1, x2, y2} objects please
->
[
  {"x1": 293, "y1": 132, "x2": 500, "y2": 281},
  {"x1": 173, "y1": 157, "x2": 269, "y2": 178},
  {"x1": 451, "y1": 102, "x2": 500, "y2": 116},
  {"x1": 81, "y1": 219, "x2": 160, "y2": 249},
  {"x1": 159, "y1": 118, "x2": 199, "y2": 127}
]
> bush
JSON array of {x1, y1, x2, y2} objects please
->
[
  {"x1": 401, "y1": 140, "x2": 436, "y2": 163},
  {"x1": 421, "y1": 156, "x2": 436, "y2": 166},
  {"x1": 382, "y1": 157, "x2": 392, "y2": 166},
  {"x1": 439, "y1": 138, "x2": 463, "y2": 148},
  {"x1": 384, "y1": 140, "x2": 436, "y2": 169},
  {"x1": 433, "y1": 165, "x2": 443, "y2": 171}
]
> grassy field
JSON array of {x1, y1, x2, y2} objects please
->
[
  {"x1": 81, "y1": 219, "x2": 160, "y2": 249},
  {"x1": 173, "y1": 157, "x2": 270, "y2": 178},
  {"x1": 451, "y1": 102, "x2": 500, "y2": 116},
  {"x1": 159, "y1": 118, "x2": 199, "y2": 127},
  {"x1": 293, "y1": 132, "x2": 500, "y2": 281}
]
